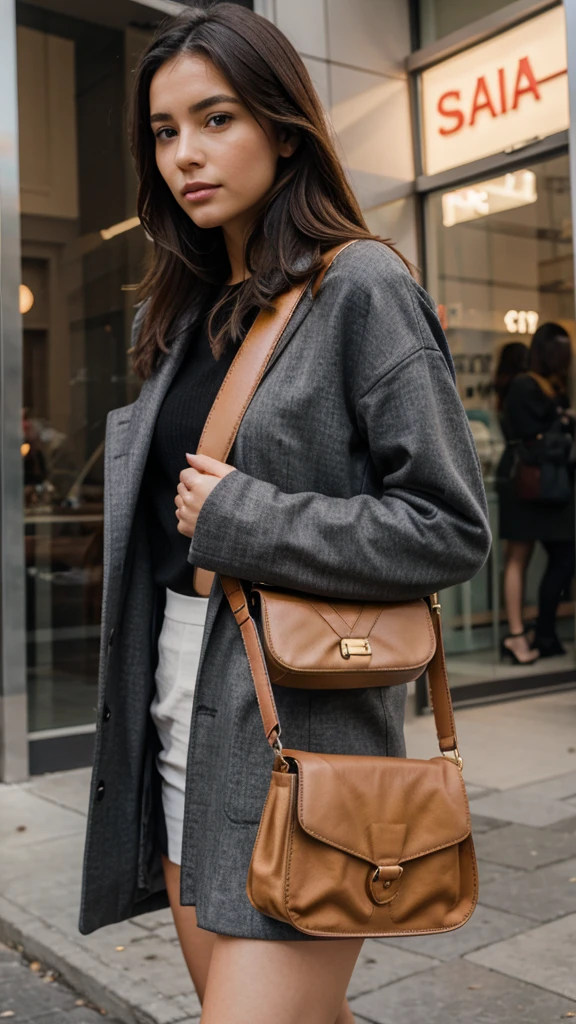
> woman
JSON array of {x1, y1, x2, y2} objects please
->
[
  {"x1": 494, "y1": 342, "x2": 539, "y2": 665},
  {"x1": 80, "y1": 7, "x2": 490, "y2": 1022},
  {"x1": 497, "y1": 323, "x2": 574, "y2": 661}
]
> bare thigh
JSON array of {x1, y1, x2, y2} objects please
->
[
  {"x1": 162, "y1": 855, "x2": 216, "y2": 1002},
  {"x1": 201, "y1": 933, "x2": 363, "y2": 1024}
]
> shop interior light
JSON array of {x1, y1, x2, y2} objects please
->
[
  {"x1": 19, "y1": 284, "x2": 34, "y2": 315},
  {"x1": 442, "y1": 170, "x2": 537, "y2": 227},
  {"x1": 100, "y1": 216, "x2": 141, "y2": 241}
]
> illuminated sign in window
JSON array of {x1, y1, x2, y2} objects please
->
[
  {"x1": 421, "y1": 6, "x2": 568, "y2": 176},
  {"x1": 504, "y1": 310, "x2": 539, "y2": 334},
  {"x1": 442, "y1": 170, "x2": 537, "y2": 227}
]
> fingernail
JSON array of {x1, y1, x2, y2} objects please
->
[{"x1": 186, "y1": 452, "x2": 194, "y2": 459}]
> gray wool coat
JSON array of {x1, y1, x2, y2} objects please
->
[{"x1": 79, "y1": 240, "x2": 491, "y2": 938}]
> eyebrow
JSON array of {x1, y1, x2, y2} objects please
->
[{"x1": 150, "y1": 94, "x2": 241, "y2": 123}]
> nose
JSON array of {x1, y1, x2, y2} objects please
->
[{"x1": 174, "y1": 127, "x2": 206, "y2": 171}]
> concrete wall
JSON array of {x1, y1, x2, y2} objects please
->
[{"x1": 254, "y1": 0, "x2": 418, "y2": 265}]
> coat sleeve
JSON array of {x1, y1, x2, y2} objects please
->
[{"x1": 188, "y1": 259, "x2": 491, "y2": 602}]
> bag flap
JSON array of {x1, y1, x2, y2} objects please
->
[
  {"x1": 255, "y1": 590, "x2": 435, "y2": 675},
  {"x1": 282, "y1": 749, "x2": 470, "y2": 865}
]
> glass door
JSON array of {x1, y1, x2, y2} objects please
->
[
  {"x1": 16, "y1": 0, "x2": 167, "y2": 766},
  {"x1": 425, "y1": 153, "x2": 576, "y2": 700}
]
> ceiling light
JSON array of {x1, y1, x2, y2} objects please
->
[
  {"x1": 442, "y1": 170, "x2": 537, "y2": 227},
  {"x1": 19, "y1": 284, "x2": 34, "y2": 314}
]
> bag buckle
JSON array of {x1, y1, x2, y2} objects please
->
[
  {"x1": 340, "y1": 638, "x2": 372, "y2": 659},
  {"x1": 442, "y1": 747, "x2": 464, "y2": 771}
]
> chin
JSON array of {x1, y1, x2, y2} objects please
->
[{"x1": 181, "y1": 202, "x2": 236, "y2": 232}]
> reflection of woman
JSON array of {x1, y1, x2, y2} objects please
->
[
  {"x1": 494, "y1": 343, "x2": 538, "y2": 665},
  {"x1": 497, "y1": 324, "x2": 574, "y2": 662},
  {"x1": 80, "y1": 7, "x2": 490, "y2": 1020}
]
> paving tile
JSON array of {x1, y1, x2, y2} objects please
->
[
  {"x1": 0, "y1": 789, "x2": 85, "y2": 846},
  {"x1": 375, "y1": 904, "x2": 529, "y2": 961},
  {"x1": 476, "y1": 860, "x2": 519, "y2": 888},
  {"x1": 349, "y1": 959, "x2": 576, "y2": 1023},
  {"x1": 515, "y1": 771, "x2": 576, "y2": 801},
  {"x1": 474, "y1": 823, "x2": 576, "y2": 870},
  {"x1": 467, "y1": 912, "x2": 576, "y2": 1000},
  {"x1": 464, "y1": 784, "x2": 496, "y2": 801},
  {"x1": 129, "y1": 908, "x2": 175, "y2": 931},
  {"x1": 479, "y1": 856, "x2": 576, "y2": 922},
  {"x1": 27, "y1": 769, "x2": 91, "y2": 817},
  {"x1": 468, "y1": 790, "x2": 576, "y2": 827},
  {"x1": 471, "y1": 814, "x2": 509, "y2": 834},
  {"x1": 169, "y1": 991, "x2": 203, "y2": 1018},
  {"x1": 550, "y1": 816, "x2": 576, "y2": 833},
  {"x1": 0, "y1": 963, "x2": 78, "y2": 1017},
  {"x1": 95, "y1": 935, "x2": 195, "y2": 999},
  {"x1": 347, "y1": 939, "x2": 439, "y2": 998}
]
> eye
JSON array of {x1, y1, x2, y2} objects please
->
[
  {"x1": 155, "y1": 127, "x2": 177, "y2": 141},
  {"x1": 206, "y1": 113, "x2": 232, "y2": 129}
]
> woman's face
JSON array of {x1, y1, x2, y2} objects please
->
[{"x1": 149, "y1": 53, "x2": 294, "y2": 236}]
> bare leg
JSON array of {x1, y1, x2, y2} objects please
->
[
  {"x1": 163, "y1": 855, "x2": 216, "y2": 1002},
  {"x1": 164, "y1": 856, "x2": 357, "y2": 1021},
  {"x1": 502, "y1": 540, "x2": 538, "y2": 663},
  {"x1": 201, "y1": 934, "x2": 363, "y2": 1024}
]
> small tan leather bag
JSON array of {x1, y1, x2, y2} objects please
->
[{"x1": 195, "y1": 244, "x2": 478, "y2": 936}]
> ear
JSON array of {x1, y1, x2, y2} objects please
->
[{"x1": 277, "y1": 131, "x2": 300, "y2": 159}]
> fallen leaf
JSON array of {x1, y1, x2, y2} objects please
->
[
  {"x1": 16, "y1": 826, "x2": 27, "y2": 833},
  {"x1": 468, "y1": 985, "x2": 482, "y2": 990},
  {"x1": 568, "y1": 747, "x2": 576, "y2": 754},
  {"x1": 115, "y1": 946, "x2": 124, "y2": 952},
  {"x1": 75, "y1": 1000, "x2": 86, "y2": 1007},
  {"x1": 0, "y1": 1013, "x2": 15, "y2": 1019},
  {"x1": 570, "y1": 878, "x2": 576, "y2": 883},
  {"x1": 562, "y1": 1013, "x2": 576, "y2": 1018},
  {"x1": 29, "y1": 961, "x2": 41, "y2": 972}
]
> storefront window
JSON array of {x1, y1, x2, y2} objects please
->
[
  {"x1": 426, "y1": 153, "x2": 575, "y2": 693},
  {"x1": 16, "y1": 0, "x2": 167, "y2": 734},
  {"x1": 418, "y1": 0, "x2": 516, "y2": 47}
]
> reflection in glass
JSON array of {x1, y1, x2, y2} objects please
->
[
  {"x1": 426, "y1": 154, "x2": 575, "y2": 690},
  {"x1": 16, "y1": 0, "x2": 166, "y2": 733}
]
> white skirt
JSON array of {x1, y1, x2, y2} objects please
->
[{"x1": 150, "y1": 588, "x2": 209, "y2": 865}]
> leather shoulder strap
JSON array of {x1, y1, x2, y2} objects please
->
[{"x1": 196, "y1": 241, "x2": 356, "y2": 464}]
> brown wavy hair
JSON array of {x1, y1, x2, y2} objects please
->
[{"x1": 130, "y1": 3, "x2": 408, "y2": 379}]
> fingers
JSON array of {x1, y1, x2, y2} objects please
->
[{"x1": 185, "y1": 453, "x2": 231, "y2": 478}]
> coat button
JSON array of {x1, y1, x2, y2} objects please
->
[
  {"x1": 102, "y1": 704, "x2": 111, "y2": 723},
  {"x1": 95, "y1": 781, "x2": 105, "y2": 802}
]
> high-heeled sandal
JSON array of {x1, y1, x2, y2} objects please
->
[{"x1": 501, "y1": 631, "x2": 540, "y2": 665}]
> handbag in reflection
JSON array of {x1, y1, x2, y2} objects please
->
[{"x1": 512, "y1": 431, "x2": 572, "y2": 505}]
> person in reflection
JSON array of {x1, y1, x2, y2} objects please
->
[
  {"x1": 494, "y1": 342, "x2": 539, "y2": 665},
  {"x1": 497, "y1": 324, "x2": 575, "y2": 662}
]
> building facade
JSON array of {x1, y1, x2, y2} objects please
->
[{"x1": 1, "y1": 0, "x2": 575, "y2": 780}]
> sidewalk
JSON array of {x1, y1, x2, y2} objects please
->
[{"x1": 1, "y1": 689, "x2": 576, "y2": 1024}]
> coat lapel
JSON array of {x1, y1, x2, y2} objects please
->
[{"x1": 106, "y1": 308, "x2": 201, "y2": 587}]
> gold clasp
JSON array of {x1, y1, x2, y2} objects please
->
[
  {"x1": 431, "y1": 593, "x2": 441, "y2": 611},
  {"x1": 340, "y1": 638, "x2": 372, "y2": 659},
  {"x1": 443, "y1": 748, "x2": 463, "y2": 771}
]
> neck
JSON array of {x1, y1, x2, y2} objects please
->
[{"x1": 222, "y1": 221, "x2": 249, "y2": 285}]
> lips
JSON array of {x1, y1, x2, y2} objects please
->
[{"x1": 181, "y1": 182, "x2": 221, "y2": 202}]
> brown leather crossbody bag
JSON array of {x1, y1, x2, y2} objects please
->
[{"x1": 194, "y1": 244, "x2": 478, "y2": 937}]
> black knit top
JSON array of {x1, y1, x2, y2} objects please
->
[{"x1": 146, "y1": 284, "x2": 255, "y2": 595}]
